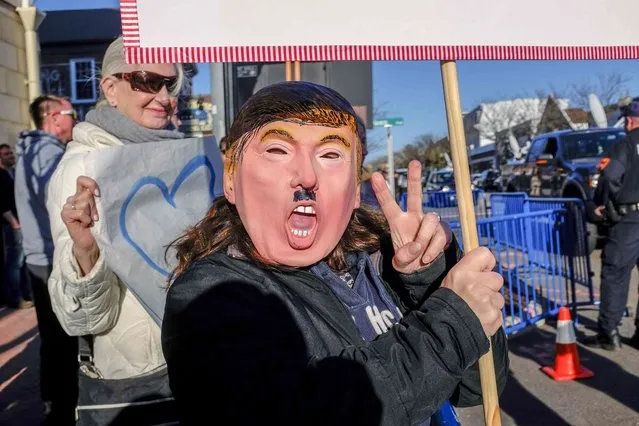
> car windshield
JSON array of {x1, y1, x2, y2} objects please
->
[
  {"x1": 430, "y1": 171, "x2": 453, "y2": 183},
  {"x1": 562, "y1": 131, "x2": 626, "y2": 160}
]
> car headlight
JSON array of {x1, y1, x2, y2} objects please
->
[
  {"x1": 442, "y1": 186, "x2": 451, "y2": 192},
  {"x1": 590, "y1": 174, "x2": 600, "y2": 189}
]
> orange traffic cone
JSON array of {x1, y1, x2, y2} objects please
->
[{"x1": 541, "y1": 307, "x2": 594, "y2": 381}]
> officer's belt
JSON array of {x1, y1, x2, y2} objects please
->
[{"x1": 616, "y1": 202, "x2": 639, "y2": 214}]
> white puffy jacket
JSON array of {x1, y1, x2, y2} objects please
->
[{"x1": 47, "y1": 122, "x2": 164, "y2": 379}]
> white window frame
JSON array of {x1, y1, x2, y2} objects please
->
[{"x1": 69, "y1": 58, "x2": 97, "y2": 104}]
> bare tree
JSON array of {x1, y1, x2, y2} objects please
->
[
  {"x1": 569, "y1": 72, "x2": 632, "y2": 108},
  {"x1": 365, "y1": 134, "x2": 385, "y2": 156},
  {"x1": 536, "y1": 84, "x2": 566, "y2": 101},
  {"x1": 423, "y1": 137, "x2": 450, "y2": 169},
  {"x1": 475, "y1": 97, "x2": 546, "y2": 139},
  {"x1": 367, "y1": 155, "x2": 388, "y2": 170},
  {"x1": 413, "y1": 133, "x2": 438, "y2": 147},
  {"x1": 394, "y1": 143, "x2": 421, "y2": 168},
  {"x1": 394, "y1": 133, "x2": 444, "y2": 169},
  {"x1": 373, "y1": 100, "x2": 390, "y2": 119}
]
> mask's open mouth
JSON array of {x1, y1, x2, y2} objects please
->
[{"x1": 288, "y1": 205, "x2": 317, "y2": 238}]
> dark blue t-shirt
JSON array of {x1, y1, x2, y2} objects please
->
[
  {"x1": 310, "y1": 252, "x2": 435, "y2": 425},
  {"x1": 310, "y1": 252, "x2": 402, "y2": 342}
]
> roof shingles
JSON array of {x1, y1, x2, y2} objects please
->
[{"x1": 38, "y1": 9, "x2": 121, "y2": 45}]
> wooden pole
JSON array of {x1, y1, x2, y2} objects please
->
[
  {"x1": 294, "y1": 61, "x2": 301, "y2": 81},
  {"x1": 440, "y1": 60, "x2": 502, "y2": 426},
  {"x1": 285, "y1": 61, "x2": 292, "y2": 81}
]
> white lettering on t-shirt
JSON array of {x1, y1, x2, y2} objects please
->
[{"x1": 366, "y1": 305, "x2": 396, "y2": 335}]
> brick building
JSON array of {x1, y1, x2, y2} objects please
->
[{"x1": 0, "y1": 0, "x2": 30, "y2": 146}]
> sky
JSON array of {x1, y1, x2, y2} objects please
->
[{"x1": 37, "y1": 0, "x2": 639, "y2": 158}]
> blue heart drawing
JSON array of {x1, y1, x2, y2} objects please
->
[{"x1": 119, "y1": 154, "x2": 217, "y2": 277}]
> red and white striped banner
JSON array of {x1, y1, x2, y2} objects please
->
[
  {"x1": 122, "y1": 44, "x2": 639, "y2": 64},
  {"x1": 120, "y1": 0, "x2": 139, "y2": 49},
  {"x1": 121, "y1": 0, "x2": 639, "y2": 64}
]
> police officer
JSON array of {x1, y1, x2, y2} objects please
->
[{"x1": 584, "y1": 97, "x2": 639, "y2": 350}]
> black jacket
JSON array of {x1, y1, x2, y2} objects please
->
[
  {"x1": 594, "y1": 128, "x2": 639, "y2": 207},
  {"x1": 0, "y1": 168, "x2": 16, "y2": 226},
  {"x1": 162, "y1": 239, "x2": 509, "y2": 425}
]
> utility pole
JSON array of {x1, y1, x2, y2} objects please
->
[
  {"x1": 210, "y1": 63, "x2": 226, "y2": 140},
  {"x1": 374, "y1": 117, "x2": 404, "y2": 199},
  {"x1": 386, "y1": 125, "x2": 395, "y2": 199}
]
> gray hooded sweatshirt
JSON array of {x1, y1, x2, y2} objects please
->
[{"x1": 15, "y1": 129, "x2": 66, "y2": 266}]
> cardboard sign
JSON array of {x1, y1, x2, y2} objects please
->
[
  {"x1": 84, "y1": 137, "x2": 224, "y2": 325},
  {"x1": 121, "y1": 0, "x2": 639, "y2": 63}
]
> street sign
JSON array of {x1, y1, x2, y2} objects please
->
[{"x1": 374, "y1": 118, "x2": 404, "y2": 127}]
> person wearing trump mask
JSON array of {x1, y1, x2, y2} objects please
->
[{"x1": 162, "y1": 81, "x2": 509, "y2": 425}]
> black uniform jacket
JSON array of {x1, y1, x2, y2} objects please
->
[
  {"x1": 162, "y1": 238, "x2": 509, "y2": 425},
  {"x1": 595, "y1": 128, "x2": 639, "y2": 207}
]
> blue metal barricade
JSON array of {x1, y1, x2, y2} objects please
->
[
  {"x1": 490, "y1": 195, "x2": 594, "y2": 304},
  {"x1": 400, "y1": 190, "x2": 489, "y2": 224},
  {"x1": 423, "y1": 190, "x2": 485, "y2": 208},
  {"x1": 450, "y1": 208, "x2": 595, "y2": 335},
  {"x1": 489, "y1": 193, "x2": 529, "y2": 247},
  {"x1": 490, "y1": 193, "x2": 527, "y2": 216},
  {"x1": 399, "y1": 189, "x2": 596, "y2": 333},
  {"x1": 523, "y1": 197, "x2": 596, "y2": 313}
]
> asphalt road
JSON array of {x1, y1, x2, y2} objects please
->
[{"x1": 0, "y1": 307, "x2": 42, "y2": 425}]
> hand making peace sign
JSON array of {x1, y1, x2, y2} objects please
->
[{"x1": 371, "y1": 160, "x2": 452, "y2": 274}]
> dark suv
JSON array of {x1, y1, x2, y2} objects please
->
[
  {"x1": 476, "y1": 169, "x2": 501, "y2": 192},
  {"x1": 505, "y1": 128, "x2": 626, "y2": 248}
]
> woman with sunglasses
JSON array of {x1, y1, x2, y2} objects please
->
[{"x1": 45, "y1": 37, "x2": 187, "y2": 421}]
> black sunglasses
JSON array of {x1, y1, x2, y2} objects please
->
[{"x1": 112, "y1": 71, "x2": 178, "y2": 94}]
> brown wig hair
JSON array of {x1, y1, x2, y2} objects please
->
[
  {"x1": 218, "y1": 136, "x2": 229, "y2": 155},
  {"x1": 169, "y1": 81, "x2": 388, "y2": 281}
]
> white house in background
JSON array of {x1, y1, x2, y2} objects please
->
[
  {"x1": 536, "y1": 96, "x2": 590, "y2": 134},
  {"x1": 463, "y1": 98, "x2": 569, "y2": 172}
]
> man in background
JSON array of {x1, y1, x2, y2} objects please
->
[
  {"x1": 0, "y1": 143, "x2": 31, "y2": 309},
  {"x1": 14, "y1": 95, "x2": 79, "y2": 424},
  {"x1": 585, "y1": 96, "x2": 639, "y2": 351}
]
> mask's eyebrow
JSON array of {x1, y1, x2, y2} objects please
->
[
  {"x1": 320, "y1": 134, "x2": 351, "y2": 148},
  {"x1": 260, "y1": 128, "x2": 293, "y2": 142}
]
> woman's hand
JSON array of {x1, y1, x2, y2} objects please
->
[{"x1": 61, "y1": 176, "x2": 101, "y2": 275}]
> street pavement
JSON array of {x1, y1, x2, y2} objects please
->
[
  {"x1": 0, "y1": 306, "x2": 43, "y2": 425},
  {"x1": 0, "y1": 248, "x2": 638, "y2": 425}
]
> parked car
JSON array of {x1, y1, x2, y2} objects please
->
[
  {"x1": 426, "y1": 168, "x2": 455, "y2": 191},
  {"x1": 505, "y1": 128, "x2": 626, "y2": 252}
]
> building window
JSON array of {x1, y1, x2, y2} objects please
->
[
  {"x1": 70, "y1": 58, "x2": 97, "y2": 104},
  {"x1": 41, "y1": 64, "x2": 70, "y2": 97}
]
